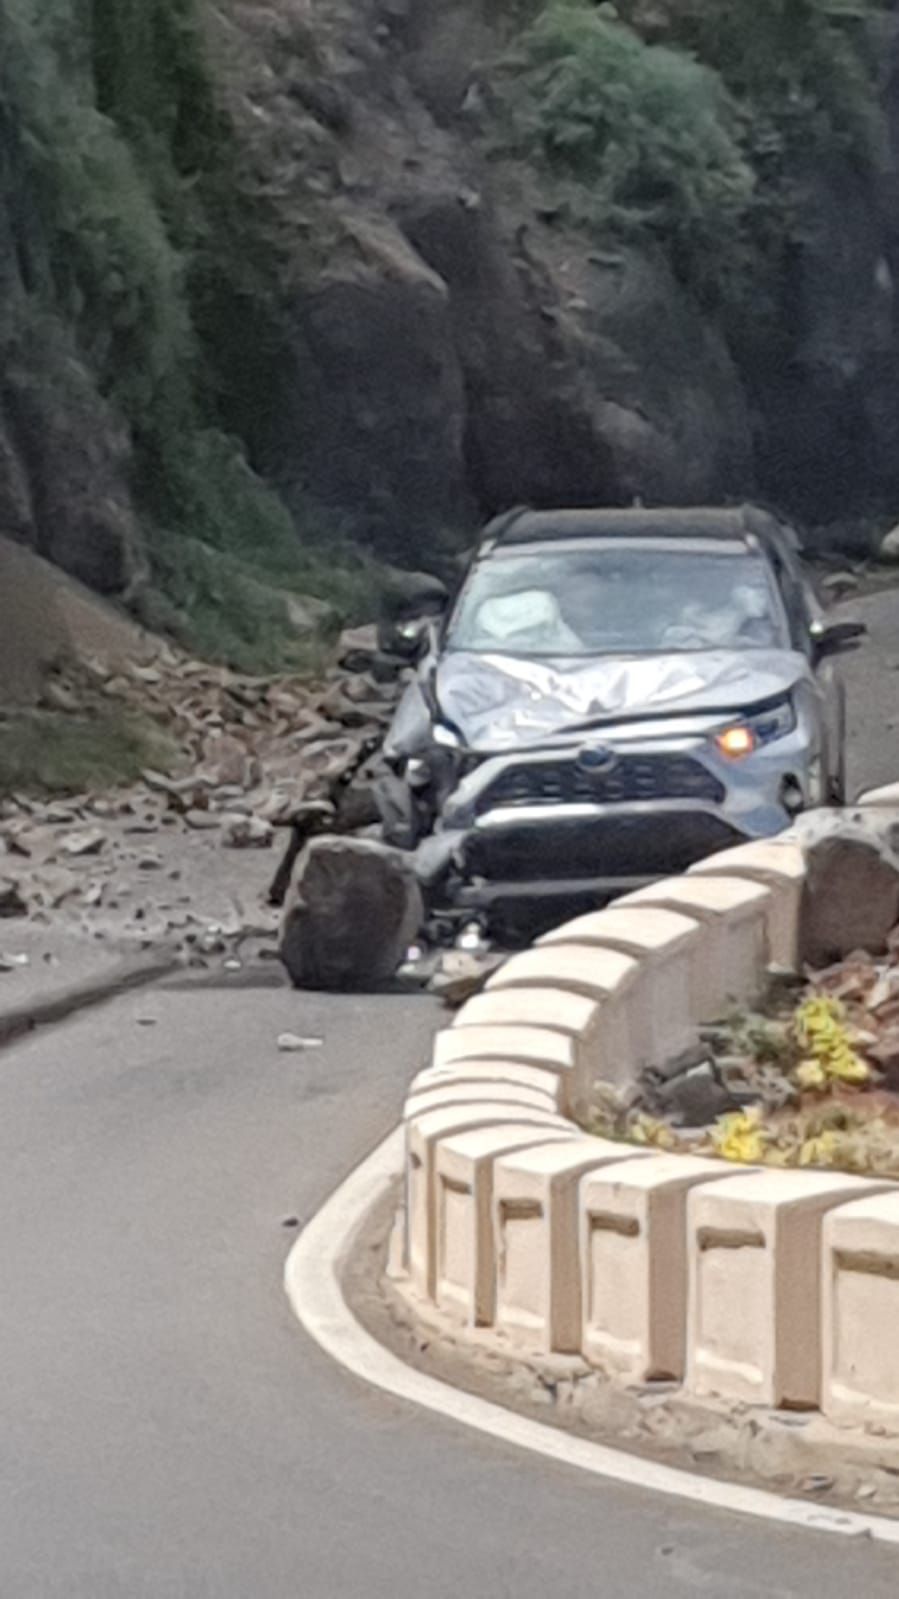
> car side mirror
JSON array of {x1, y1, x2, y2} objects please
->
[
  {"x1": 810, "y1": 617, "x2": 867, "y2": 658},
  {"x1": 378, "y1": 613, "x2": 437, "y2": 661}
]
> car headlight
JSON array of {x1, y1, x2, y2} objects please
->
[{"x1": 713, "y1": 697, "x2": 796, "y2": 760}]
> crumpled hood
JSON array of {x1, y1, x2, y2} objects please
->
[{"x1": 434, "y1": 649, "x2": 807, "y2": 752}]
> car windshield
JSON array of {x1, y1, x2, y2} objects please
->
[{"x1": 445, "y1": 543, "x2": 789, "y2": 658}]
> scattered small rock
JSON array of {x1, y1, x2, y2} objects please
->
[
  {"x1": 647, "y1": 1060, "x2": 739, "y2": 1128},
  {"x1": 0, "y1": 950, "x2": 29, "y2": 972},
  {"x1": 222, "y1": 814, "x2": 274, "y2": 850},
  {"x1": 428, "y1": 948, "x2": 506, "y2": 1006},
  {"x1": 184, "y1": 809, "x2": 222, "y2": 832},
  {"x1": 0, "y1": 878, "x2": 28, "y2": 919},
  {"x1": 800, "y1": 1474, "x2": 836, "y2": 1495},
  {"x1": 278, "y1": 1029, "x2": 323, "y2": 1055},
  {"x1": 61, "y1": 827, "x2": 106, "y2": 858}
]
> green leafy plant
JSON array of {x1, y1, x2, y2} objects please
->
[
  {"x1": 493, "y1": 0, "x2": 755, "y2": 304},
  {"x1": 0, "y1": 0, "x2": 371, "y2": 670}
]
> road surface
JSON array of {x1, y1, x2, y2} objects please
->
[
  {"x1": 1, "y1": 587, "x2": 899, "y2": 1596},
  {"x1": 0, "y1": 974, "x2": 897, "y2": 1598}
]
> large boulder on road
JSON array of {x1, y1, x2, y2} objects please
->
[
  {"x1": 793, "y1": 810, "x2": 899, "y2": 966},
  {"x1": 280, "y1": 836, "x2": 424, "y2": 991}
]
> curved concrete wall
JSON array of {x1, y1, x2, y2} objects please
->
[{"x1": 397, "y1": 826, "x2": 899, "y2": 1427}]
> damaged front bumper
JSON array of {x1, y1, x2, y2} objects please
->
[{"x1": 414, "y1": 716, "x2": 820, "y2": 916}]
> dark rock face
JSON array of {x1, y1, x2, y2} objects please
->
[
  {"x1": 277, "y1": 219, "x2": 473, "y2": 551},
  {"x1": 254, "y1": 196, "x2": 753, "y2": 558},
  {"x1": 0, "y1": 310, "x2": 141, "y2": 596},
  {"x1": 5, "y1": 0, "x2": 899, "y2": 600},
  {"x1": 403, "y1": 196, "x2": 751, "y2": 513},
  {"x1": 747, "y1": 156, "x2": 899, "y2": 521}
]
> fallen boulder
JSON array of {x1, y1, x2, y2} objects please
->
[
  {"x1": 280, "y1": 836, "x2": 424, "y2": 990},
  {"x1": 794, "y1": 811, "x2": 899, "y2": 966}
]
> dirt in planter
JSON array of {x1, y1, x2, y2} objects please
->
[{"x1": 579, "y1": 934, "x2": 899, "y2": 1178}]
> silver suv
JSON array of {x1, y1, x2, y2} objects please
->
[{"x1": 380, "y1": 507, "x2": 863, "y2": 930}]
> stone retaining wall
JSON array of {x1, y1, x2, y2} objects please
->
[{"x1": 395, "y1": 820, "x2": 899, "y2": 1431}]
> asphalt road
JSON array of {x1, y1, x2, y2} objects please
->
[
  {"x1": 1, "y1": 588, "x2": 899, "y2": 1597},
  {"x1": 0, "y1": 972, "x2": 897, "y2": 1599}
]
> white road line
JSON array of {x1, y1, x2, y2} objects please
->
[{"x1": 284, "y1": 1128, "x2": 899, "y2": 1545}]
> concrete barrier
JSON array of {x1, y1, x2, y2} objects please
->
[
  {"x1": 433, "y1": 1126, "x2": 576, "y2": 1326},
  {"x1": 580, "y1": 1153, "x2": 735, "y2": 1382},
  {"x1": 393, "y1": 842, "x2": 899, "y2": 1441},
  {"x1": 618, "y1": 876, "x2": 772, "y2": 1016},
  {"x1": 822, "y1": 1190, "x2": 899, "y2": 1430},
  {"x1": 686, "y1": 1169, "x2": 885, "y2": 1408},
  {"x1": 492, "y1": 1139, "x2": 652, "y2": 1353}
]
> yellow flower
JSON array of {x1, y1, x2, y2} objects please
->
[
  {"x1": 794, "y1": 1058, "x2": 828, "y2": 1092},
  {"x1": 711, "y1": 1108, "x2": 766, "y2": 1164},
  {"x1": 827, "y1": 1048, "x2": 870, "y2": 1086},
  {"x1": 799, "y1": 1131, "x2": 840, "y2": 1168},
  {"x1": 793, "y1": 995, "x2": 871, "y2": 1088},
  {"x1": 630, "y1": 1114, "x2": 677, "y2": 1151}
]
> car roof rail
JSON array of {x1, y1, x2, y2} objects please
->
[
  {"x1": 477, "y1": 505, "x2": 533, "y2": 554},
  {"x1": 474, "y1": 502, "x2": 806, "y2": 557}
]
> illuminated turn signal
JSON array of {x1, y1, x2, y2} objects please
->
[{"x1": 715, "y1": 724, "x2": 757, "y2": 759}]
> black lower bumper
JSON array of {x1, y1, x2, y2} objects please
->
[{"x1": 459, "y1": 811, "x2": 745, "y2": 885}]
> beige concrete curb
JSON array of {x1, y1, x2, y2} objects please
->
[{"x1": 395, "y1": 815, "x2": 899, "y2": 1434}]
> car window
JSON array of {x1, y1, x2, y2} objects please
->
[{"x1": 446, "y1": 546, "x2": 790, "y2": 657}]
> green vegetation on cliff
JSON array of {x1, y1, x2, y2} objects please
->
[
  {"x1": 497, "y1": 0, "x2": 884, "y2": 314},
  {"x1": 0, "y1": 0, "x2": 892, "y2": 682},
  {"x1": 496, "y1": 2, "x2": 755, "y2": 307},
  {"x1": 0, "y1": 0, "x2": 371, "y2": 670}
]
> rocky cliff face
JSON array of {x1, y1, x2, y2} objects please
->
[
  {"x1": 214, "y1": 0, "x2": 754, "y2": 559},
  {"x1": 1, "y1": 0, "x2": 898, "y2": 618}
]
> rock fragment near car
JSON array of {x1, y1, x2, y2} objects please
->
[
  {"x1": 796, "y1": 812, "x2": 899, "y2": 966},
  {"x1": 279, "y1": 837, "x2": 424, "y2": 991}
]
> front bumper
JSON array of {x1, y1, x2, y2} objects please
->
[{"x1": 428, "y1": 716, "x2": 820, "y2": 913}]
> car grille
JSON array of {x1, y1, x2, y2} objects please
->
[
  {"x1": 464, "y1": 814, "x2": 742, "y2": 883},
  {"x1": 475, "y1": 754, "x2": 724, "y2": 814}
]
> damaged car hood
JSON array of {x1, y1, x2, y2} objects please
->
[{"x1": 434, "y1": 648, "x2": 808, "y2": 752}]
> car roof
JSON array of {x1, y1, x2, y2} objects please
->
[
  {"x1": 484, "y1": 535, "x2": 757, "y2": 561},
  {"x1": 480, "y1": 504, "x2": 798, "y2": 555}
]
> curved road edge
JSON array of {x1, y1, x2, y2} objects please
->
[{"x1": 284, "y1": 1126, "x2": 899, "y2": 1549}]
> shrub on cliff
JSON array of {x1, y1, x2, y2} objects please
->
[
  {"x1": 0, "y1": 0, "x2": 361, "y2": 667},
  {"x1": 494, "y1": 0, "x2": 755, "y2": 306}
]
